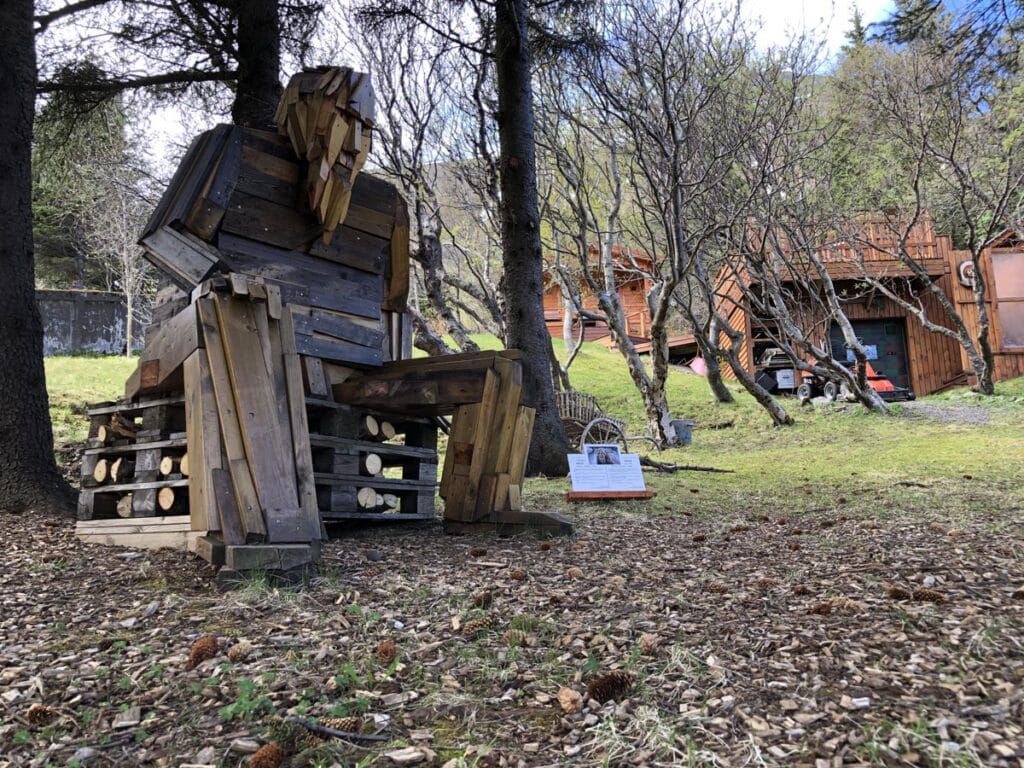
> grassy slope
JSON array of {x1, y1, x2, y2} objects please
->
[
  {"x1": 46, "y1": 342, "x2": 1024, "y2": 524},
  {"x1": 45, "y1": 355, "x2": 137, "y2": 447}
]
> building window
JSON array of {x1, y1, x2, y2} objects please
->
[{"x1": 993, "y1": 251, "x2": 1024, "y2": 348}]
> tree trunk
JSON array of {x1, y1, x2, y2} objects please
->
[
  {"x1": 562, "y1": 290, "x2": 576, "y2": 354},
  {"x1": 725, "y1": 347, "x2": 794, "y2": 426},
  {"x1": 703, "y1": 354, "x2": 733, "y2": 403},
  {"x1": 231, "y1": 0, "x2": 282, "y2": 129},
  {"x1": 494, "y1": 0, "x2": 569, "y2": 475},
  {"x1": 125, "y1": 291, "x2": 133, "y2": 357},
  {"x1": 697, "y1": 318, "x2": 734, "y2": 403},
  {"x1": 971, "y1": 256, "x2": 996, "y2": 394},
  {"x1": 0, "y1": 0, "x2": 74, "y2": 515},
  {"x1": 415, "y1": 200, "x2": 479, "y2": 353},
  {"x1": 407, "y1": 305, "x2": 456, "y2": 356}
]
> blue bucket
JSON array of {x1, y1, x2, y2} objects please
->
[{"x1": 670, "y1": 419, "x2": 696, "y2": 446}]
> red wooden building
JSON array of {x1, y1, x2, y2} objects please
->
[
  {"x1": 713, "y1": 214, "x2": 1024, "y2": 395},
  {"x1": 543, "y1": 245, "x2": 656, "y2": 345}
]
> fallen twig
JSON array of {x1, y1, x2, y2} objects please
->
[
  {"x1": 640, "y1": 456, "x2": 733, "y2": 473},
  {"x1": 285, "y1": 715, "x2": 389, "y2": 742},
  {"x1": 702, "y1": 420, "x2": 735, "y2": 430}
]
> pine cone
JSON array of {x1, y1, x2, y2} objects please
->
[
  {"x1": 538, "y1": 541, "x2": 552, "y2": 552},
  {"x1": 886, "y1": 586, "x2": 913, "y2": 600},
  {"x1": 375, "y1": 639, "x2": 397, "y2": 664},
  {"x1": 809, "y1": 601, "x2": 832, "y2": 615},
  {"x1": 471, "y1": 590, "x2": 493, "y2": 608},
  {"x1": 266, "y1": 719, "x2": 319, "y2": 753},
  {"x1": 638, "y1": 633, "x2": 660, "y2": 654},
  {"x1": 912, "y1": 587, "x2": 945, "y2": 603},
  {"x1": 692, "y1": 534, "x2": 707, "y2": 543},
  {"x1": 227, "y1": 639, "x2": 253, "y2": 663},
  {"x1": 504, "y1": 629, "x2": 529, "y2": 648},
  {"x1": 321, "y1": 715, "x2": 363, "y2": 733},
  {"x1": 586, "y1": 670, "x2": 635, "y2": 704},
  {"x1": 1012, "y1": 587, "x2": 1024, "y2": 600},
  {"x1": 565, "y1": 567, "x2": 584, "y2": 579},
  {"x1": 792, "y1": 584, "x2": 811, "y2": 596},
  {"x1": 509, "y1": 569, "x2": 527, "y2": 581},
  {"x1": 469, "y1": 546, "x2": 488, "y2": 557},
  {"x1": 185, "y1": 635, "x2": 218, "y2": 670},
  {"x1": 462, "y1": 615, "x2": 497, "y2": 638},
  {"x1": 26, "y1": 703, "x2": 57, "y2": 726},
  {"x1": 705, "y1": 582, "x2": 728, "y2": 594},
  {"x1": 249, "y1": 743, "x2": 284, "y2": 768},
  {"x1": 828, "y1": 596, "x2": 866, "y2": 614},
  {"x1": 788, "y1": 542, "x2": 801, "y2": 551}
]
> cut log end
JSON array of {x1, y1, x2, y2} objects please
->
[
  {"x1": 179, "y1": 452, "x2": 190, "y2": 477},
  {"x1": 158, "y1": 487, "x2": 176, "y2": 511},
  {"x1": 93, "y1": 459, "x2": 109, "y2": 484},
  {"x1": 116, "y1": 495, "x2": 133, "y2": 518},
  {"x1": 357, "y1": 486, "x2": 377, "y2": 508},
  {"x1": 110, "y1": 457, "x2": 134, "y2": 483},
  {"x1": 363, "y1": 452, "x2": 383, "y2": 476},
  {"x1": 379, "y1": 420, "x2": 396, "y2": 440}
]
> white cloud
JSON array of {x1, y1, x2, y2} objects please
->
[{"x1": 746, "y1": 0, "x2": 895, "y2": 59}]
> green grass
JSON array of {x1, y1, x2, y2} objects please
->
[
  {"x1": 44, "y1": 341, "x2": 1024, "y2": 524},
  {"x1": 538, "y1": 335, "x2": 1024, "y2": 524},
  {"x1": 45, "y1": 355, "x2": 138, "y2": 446}
]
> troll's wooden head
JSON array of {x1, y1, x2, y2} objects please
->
[{"x1": 275, "y1": 66, "x2": 375, "y2": 243}]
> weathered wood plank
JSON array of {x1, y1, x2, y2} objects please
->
[
  {"x1": 334, "y1": 369, "x2": 489, "y2": 412},
  {"x1": 295, "y1": 333, "x2": 384, "y2": 367},
  {"x1": 125, "y1": 302, "x2": 201, "y2": 399},
  {"x1": 214, "y1": 294, "x2": 300, "y2": 524},
  {"x1": 183, "y1": 350, "x2": 222, "y2": 532},
  {"x1": 196, "y1": 297, "x2": 266, "y2": 541}
]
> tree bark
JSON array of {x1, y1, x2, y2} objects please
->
[
  {"x1": 725, "y1": 346, "x2": 794, "y2": 426},
  {"x1": 697, "y1": 318, "x2": 734, "y2": 403},
  {"x1": 407, "y1": 305, "x2": 456, "y2": 356},
  {"x1": 415, "y1": 199, "x2": 479, "y2": 353},
  {"x1": 494, "y1": 0, "x2": 569, "y2": 475},
  {"x1": 0, "y1": 0, "x2": 74, "y2": 515},
  {"x1": 231, "y1": 0, "x2": 281, "y2": 129}
]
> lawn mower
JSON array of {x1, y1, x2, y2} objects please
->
[{"x1": 797, "y1": 361, "x2": 915, "y2": 403}]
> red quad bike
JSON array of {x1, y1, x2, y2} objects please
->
[{"x1": 797, "y1": 361, "x2": 915, "y2": 403}]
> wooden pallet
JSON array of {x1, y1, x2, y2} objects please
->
[
  {"x1": 79, "y1": 395, "x2": 191, "y2": 519},
  {"x1": 76, "y1": 516, "x2": 200, "y2": 550},
  {"x1": 305, "y1": 397, "x2": 439, "y2": 521}
]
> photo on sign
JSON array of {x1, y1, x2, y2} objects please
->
[{"x1": 585, "y1": 444, "x2": 622, "y2": 466}]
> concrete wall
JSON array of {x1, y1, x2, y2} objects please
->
[{"x1": 37, "y1": 290, "x2": 139, "y2": 356}]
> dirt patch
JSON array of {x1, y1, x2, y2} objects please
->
[
  {"x1": 899, "y1": 401, "x2": 995, "y2": 425},
  {"x1": 1, "y1": 507, "x2": 1022, "y2": 766}
]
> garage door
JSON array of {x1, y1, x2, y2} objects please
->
[{"x1": 829, "y1": 319, "x2": 911, "y2": 390}]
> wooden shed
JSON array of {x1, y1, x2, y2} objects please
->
[
  {"x1": 543, "y1": 245, "x2": 654, "y2": 344},
  {"x1": 712, "y1": 213, "x2": 994, "y2": 397},
  {"x1": 945, "y1": 229, "x2": 1024, "y2": 382}
]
